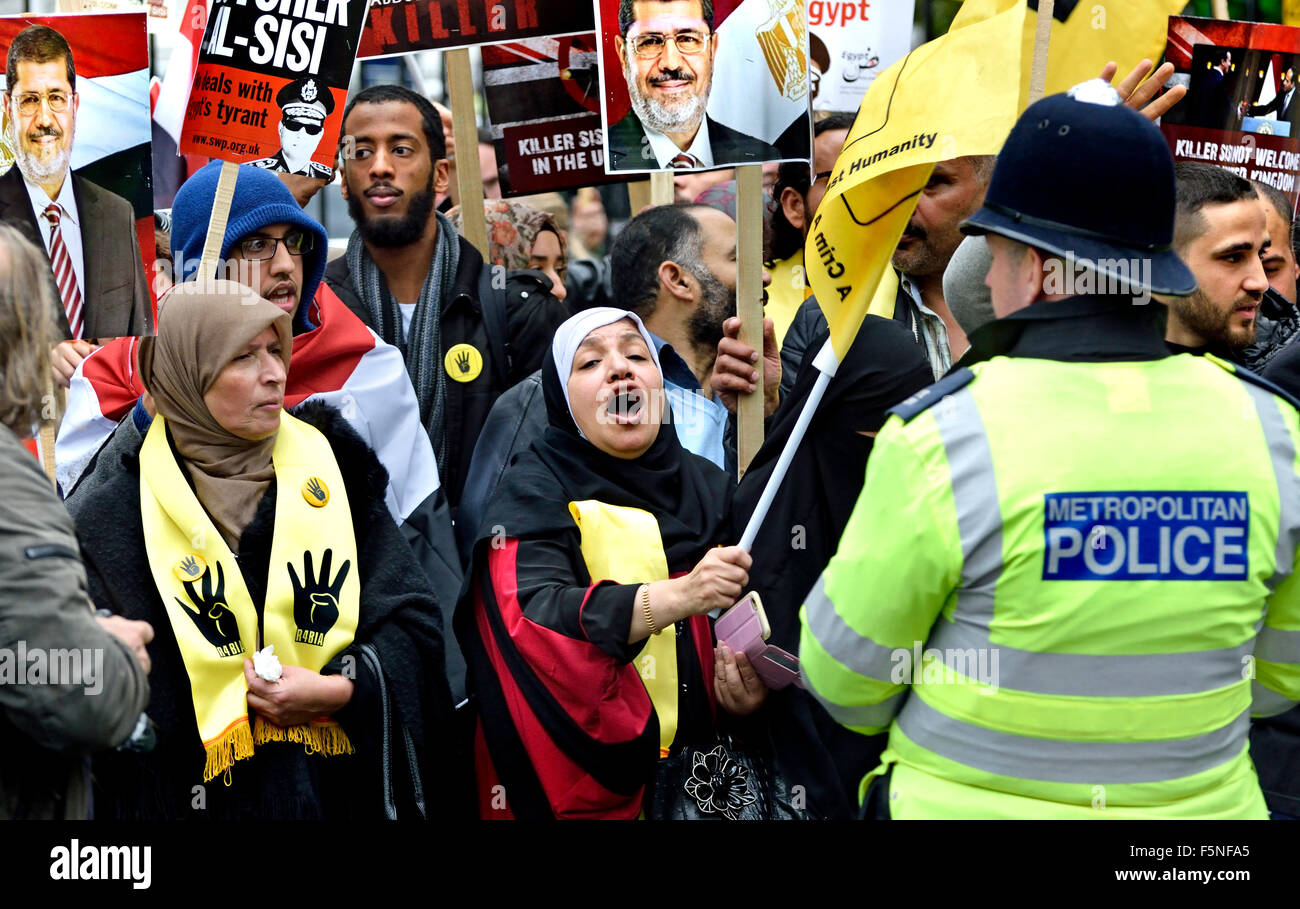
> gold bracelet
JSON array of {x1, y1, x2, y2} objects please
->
[{"x1": 641, "y1": 583, "x2": 659, "y2": 635}]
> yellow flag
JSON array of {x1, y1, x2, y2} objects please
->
[
  {"x1": 1018, "y1": 0, "x2": 1189, "y2": 109},
  {"x1": 806, "y1": 0, "x2": 1026, "y2": 362}
]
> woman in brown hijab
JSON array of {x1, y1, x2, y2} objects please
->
[{"x1": 69, "y1": 280, "x2": 458, "y2": 820}]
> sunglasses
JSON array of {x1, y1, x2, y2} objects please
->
[{"x1": 283, "y1": 118, "x2": 323, "y2": 136}]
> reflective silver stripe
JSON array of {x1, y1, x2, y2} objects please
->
[
  {"x1": 927, "y1": 619, "x2": 1254, "y2": 697},
  {"x1": 932, "y1": 389, "x2": 1001, "y2": 625},
  {"x1": 1244, "y1": 384, "x2": 1300, "y2": 591},
  {"x1": 811, "y1": 690, "x2": 907, "y2": 731},
  {"x1": 1255, "y1": 625, "x2": 1300, "y2": 665},
  {"x1": 896, "y1": 696, "x2": 1249, "y2": 784},
  {"x1": 1251, "y1": 680, "x2": 1299, "y2": 718},
  {"x1": 803, "y1": 574, "x2": 901, "y2": 681}
]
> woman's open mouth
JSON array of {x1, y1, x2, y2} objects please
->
[{"x1": 605, "y1": 389, "x2": 645, "y2": 423}]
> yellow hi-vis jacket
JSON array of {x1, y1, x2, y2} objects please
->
[{"x1": 800, "y1": 351, "x2": 1300, "y2": 819}]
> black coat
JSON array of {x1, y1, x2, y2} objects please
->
[
  {"x1": 326, "y1": 236, "x2": 503, "y2": 513},
  {"x1": 735, "y1": 313, "x2": 933, "y2": 815},
  {"x1": 67, "y1": 402, "x2": 460, "y2": 819}
]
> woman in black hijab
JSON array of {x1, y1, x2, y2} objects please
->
[{"x1": 456, "y1": 307, "x2": 765, "y2": 819}]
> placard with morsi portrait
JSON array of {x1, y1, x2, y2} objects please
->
[
  {"x1": 597, "y1": 0, "x2": 812, "y2": 174},
  {"x1": 0, "y1": 12, "x2": 155, "y2": 340},
  {"x1": 180, "y1": 0, "x2": 369, "y2": 179}
]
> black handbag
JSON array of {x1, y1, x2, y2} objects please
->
[{"x1": 644, "y1": 733, "x2": 815, "y2": 821}]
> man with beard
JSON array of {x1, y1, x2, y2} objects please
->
[
  {"x1": 1163, "y1": 162, "x2": 1269, "y2": 359},
  {"x1": 326, "y1": 83, "x2": 517, "y2": 514},
  {"x1": 606, "y1": 0, "x2": 779, "y2": 171},
  {"x1": 608, "y1": 203, "x2": 743, "y2": 467},
  {"x1": 0, "y1": 24, "x2": 151, "y2": 386},
  {"x1": 770, "y1": 155, "x2": 995, "y2": 391}
]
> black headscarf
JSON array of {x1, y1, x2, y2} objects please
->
[{"x1": 474, "y1": 313, "x2": 732, "y2": 569}]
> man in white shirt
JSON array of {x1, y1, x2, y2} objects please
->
[
  {"x1": 606, "y1": 0, "x2": 778, "y2": 171},
  {"x1": 0, "y1": 24, "x2": 151, "y2": 386}
]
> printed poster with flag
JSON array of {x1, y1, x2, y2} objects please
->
[
  {"x1": 0, "y1": 13, "x2": 156, "y2": 310},
  {"x1": 1159, "y1": 16, "x2": 1300, "y2": 207},
  {"x1": 806, "y1": 0, "x2": 911, "y2": 113},
  {"x1": 179, "y1": 0, "x2": 368, "y2": 176},
  {"x1": 806, "y1": 0, "x2": 1026, "y2": 361},
  {"x1": 597, "y1": 0, "x2": 812, "y2": 174},
  {"x1": 357, "y1": 0, "x2": 592, "y2": 58},
  {"x1": 482, "y1": 33, "x2": 622, "y2": 196}
]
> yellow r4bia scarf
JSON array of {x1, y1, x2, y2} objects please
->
[{"x1": 140, "y1": 412, "x2": 360, "y2": 782}]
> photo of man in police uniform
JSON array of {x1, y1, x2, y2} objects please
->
[{"x1": 250, "y1": 76, "x2": 334, "y2": 178}]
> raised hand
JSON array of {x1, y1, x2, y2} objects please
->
[
  {"x1": 174, "y1": 562, "x2": 243, "y2": 654},
  {"x1": 288, "y1": 549, "x2": 350, "y2": 645}
]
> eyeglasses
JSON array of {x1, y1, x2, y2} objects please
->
[
  {"x1": 628, "y1": 31, "x2": 710, "y2": 59},
  {"x1": 812, "y1": 169, "x2": 833, "y2": 184},
  {"x1": 283, "y1": 118, "x2": 323, "y2": 136},
  {"x1": 14, "y1": 91, "x2": 71, "y2": 115},
  {"x1": 234, "y1": 231, "x2": 313, "y2": 260}
]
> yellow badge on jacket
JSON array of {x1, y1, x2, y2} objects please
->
[{"x1": 444, "y1": 343, "x2": 483, "y2": 382}]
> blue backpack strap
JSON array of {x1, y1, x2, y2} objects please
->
[
  {"x1": 1204, "y1": 353, "x2": 1300, "y2": 412},
  {"x1": 886, "y1": 367, "x2": 977, "y2": 423}
]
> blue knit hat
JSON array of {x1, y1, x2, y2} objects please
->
[{"x1": 170, "y1": 162, "x2": 329, "y2": 333}]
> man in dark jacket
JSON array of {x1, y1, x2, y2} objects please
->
[
  {"x1": 329, "y1": 84, "x2": 520, "y2": 513},
  {"x1": 1164, "y1": 162, "x2": 1269, "y2": 360},
  {"x1": 0, "y1": 221, "x2": 151, "y2": 819}
]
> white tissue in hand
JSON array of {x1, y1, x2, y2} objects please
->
[
  {"x1": 1066, "y1": 78, "x2": 1122, "y2": 107},
  {"x1": 253, "y1": 645, "x2": 282, "y2": 682}
]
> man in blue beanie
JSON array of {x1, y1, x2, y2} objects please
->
[{"x1": 55, "y1": 162, "x2": 469, "y2": 697}]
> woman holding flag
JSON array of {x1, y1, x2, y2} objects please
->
[
  {"x1": 456, "y1": 307, "x2": 773, "y2": 819},
  {"x1": 69, "y1": 281, "x2": 455, "y2": 819}
]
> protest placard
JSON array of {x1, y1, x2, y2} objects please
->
[
  {"x1": 180, "y1": 0, "x2": 368, "y2": 178},
  {"x1": 597, "y1": 0, "x2": 811, "y2": 175},
  {"x1": 483, "y1": 33, "x2": 622, "y2": 196},
  {"x1": 1160, "y1": 15, "x2": 1300, "y2": 206},
  {"x1": 0, "y1": 13, "x2": 156, "y2": 336},
  {"x1": 357, "y1": 0, "x2": 591, "y2": 58},
  {"x1": 805, "y1": 0, "x2": 909, "y2": 113}
]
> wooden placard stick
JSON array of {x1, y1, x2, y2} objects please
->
[
  {"x1": 650, "y1": 170, "x2": 674, "y2": 206},
  {"x1": 735, "y1": 163, "x2": 764, "y2": 476},
  {"x1": 199, "y1": 160, "x2": 239, "y2": 278},
  {"x1": 627, "y1": 178, "x2": 652, "y2": 214},
  {"x1": 1027, "y1": 0, "x2": 1054, "y2": 107},
  {"x1": 1212, "y1": 0, "x2": 1229, "y2": 19},
  {"x1": 446, "y1": 47, "x2": 488, "y2": 260}
]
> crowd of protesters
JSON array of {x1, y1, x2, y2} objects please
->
[{"x1": 10, "y1": 39, "x2": 1300, "y2": 822}]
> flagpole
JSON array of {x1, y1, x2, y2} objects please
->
[
  {"x1": 738, "y1": 337, "x2": 838, "y2": 551},
  {"x1": 735, "y1": 163, "x2": 765, "y2": 475},
  {"x1": 1027, "y1": 0, "x2": 1054, "y2": 106}
]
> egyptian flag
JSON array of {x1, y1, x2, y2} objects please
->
[
  {"x1": 56, "y1": 285, "x2": 464, "y2": 671},
  {"x1": 0, "y1": 14, "x2": 156, "y2": 283},
  {"x1": 151, "y1": 0, "x2": 212, "y2": 205},
  {"x1": 705, "y1": 0, "x2": 811, "y2": 156}
]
